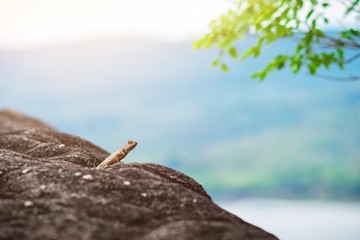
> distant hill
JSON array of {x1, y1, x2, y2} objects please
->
[{"x1": 1, "y1": 36, "x2": 359, "y2": 200}]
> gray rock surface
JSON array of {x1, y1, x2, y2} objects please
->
[{"x1": 0, "y1": 109, "x2": 278, "y2": 240}]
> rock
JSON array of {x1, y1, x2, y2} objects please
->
[{"x1": 0, "y1": 109, "x2": 278, "y2": 240}]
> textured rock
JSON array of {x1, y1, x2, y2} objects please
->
[{"x1": 0, "y1": 109, "x2": 278, "y2": 240}]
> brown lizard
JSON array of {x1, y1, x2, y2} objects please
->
[{"x1": 96, "y1": 140, "x2": 137, "y2": 169}]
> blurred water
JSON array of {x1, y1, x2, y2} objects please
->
[{"x1": 219, "y1": 199, "x2": 360, "y2": 240}]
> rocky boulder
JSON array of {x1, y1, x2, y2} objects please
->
[{"x1": 0, "y1": 109, "x2": 278, "y2": 240}]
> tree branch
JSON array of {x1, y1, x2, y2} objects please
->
[
  {"x1": 322, "y1": 34, "x2": 360, "y2": 49},
  {"x1": 311, "y1": 73, "x2": 360, "y2": 81},
  {"x1": 344, "y1": 52, "x2": 360, "y2": 63}
]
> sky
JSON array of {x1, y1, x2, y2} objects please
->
[
  {"x1": 0, "y1": 0, "x2": 228, "y2": 49},
  {"x1": 0, "y1": 0, "x2": 358, "y2": 50}
]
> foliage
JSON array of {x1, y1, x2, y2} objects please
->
[{"x1": 194, "y1": 0, "x2": 360, "y2": 81}]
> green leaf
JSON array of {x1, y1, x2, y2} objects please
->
[
  {"x1": 308, "y1": 63, "x2": 317, "y2": 75},
  {"x1": 337, "y1": 48, "x2": 344, "y2": 59},
  {"x1": 228, "y1": 47, "x2": 238, "y2": 58},
  {"x1": 306, "y1": 9, "x2": 314, "y2": 20},
  {"x1": 322, "y1": 2, "x2": 330, "y2": 8},
  {"x1": 349, "y1": 28, "x2": 360, "y2": 36},
  {"x1": 291, "y1": 62, "x2": 302, "y2": 73},
  {"x1": 192, "y1": 39, "x2": 203, "y2": 49},
  {"x1": 212, "y1": 59, "x2": 219, "y2": 67},
  {"x1": 296, "y1": 44, "x2": 304, "y2": 54},
  {"x1": 338, "y1": 62, "x2": 344, "y2": 69},
  {"x1": 311, "y1": 19, "x2": 317, "y2": 28},
  {"x1": 221, "y1": 63, "x2": 228, "y2": 72},
  {"x1": 241, "y1": 48, "x2": 254, "y2": 60},
  {"x1": 251, "y1": 71, "x2": 267, "y2": 81},
  {"x1": 204, "y1": 36, "x2": 215, "y2": 49},
  {"x1": 323, "y1": 59, "x2": 330, "y2": 69},
  {"x1": 253, "y1": 44, "x2": 261, "y2": 58},
  {"x1": 277, "y1": 61, "x2": 286, "y2": 70},
  {"x1": 290, "y1": 54, "x2": 302, "y2": 73},
  {"x1": 217, "y1": 36, "x2": 234, "y2": 49}
]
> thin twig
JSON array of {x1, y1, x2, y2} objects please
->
[
  {"x1": 310, "y1": 73, "x2": 360, "y2": 81},
  {"x1": 96, "y1": 140, "x2": 137, "y2": 169},
  {"x1": 344, "y1": 52, "x2": 360, "y2": 63}
]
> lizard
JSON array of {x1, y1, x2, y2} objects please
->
[{"x1": 96, "y1": 140, "x2": 137, "y2": 169}]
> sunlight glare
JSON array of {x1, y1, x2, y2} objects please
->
[{"x1": 0, "y1": 0, "x2": 228, "y2": 49}]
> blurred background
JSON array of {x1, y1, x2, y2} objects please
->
[{"x1": 0, "y1": 0, "x2": 359, "y2": 239}]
